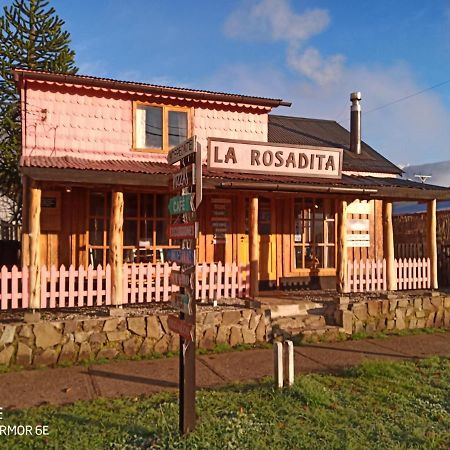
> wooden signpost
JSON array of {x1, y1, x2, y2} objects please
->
[{"x1": 165, "y1": 135, "x2": 202, "y2": 435}]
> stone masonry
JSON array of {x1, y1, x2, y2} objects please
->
[{"x1": 0, "y1": 309, "x2": 271, "y2": 369}]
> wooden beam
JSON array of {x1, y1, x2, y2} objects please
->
[
  {"x1": 427, "y1": 199, "x2": 438, "y2": 289},
  {"x1": 383, "y1": 201, "x2": 396, "y2": 291},
  {"x1": 337, "y1": 200, "x2": 348, "y2": 292},
  {"x1": 249, "y1": 197, "x2": 259, "y2": 298},
  {"x1": 21, "y1": 175, "x2": 30, "y2": 267},
  {"x1": 109, "y1": 190, "x2": 124, "y2": 305},
  {"x1": 29, "y1": 181, "x2": 41, "y2": 309}
]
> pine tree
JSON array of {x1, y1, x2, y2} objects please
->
[{"x1": 0, "y1": 0, "x2": 77, "y2": 222}]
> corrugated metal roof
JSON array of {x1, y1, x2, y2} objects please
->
[
  {"x1": 21, "y1": 155, "x2": 175, "y2": 174},
  {"x1": 14, "y1": 69, "x2": 291, "y2": 108},
  {"x1": 268, "y1": 115, "x2": 402, "y2": 175}
]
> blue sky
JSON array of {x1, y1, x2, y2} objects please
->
[{"x1": 2, "y1": 0, "x2": 450, "y2": 166}]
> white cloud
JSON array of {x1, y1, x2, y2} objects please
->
[
  {"x1": 204, "y1": 62, "x2": 450, "y2": 165},
  {"x1": 218, "y1": 1, "x2": 450, "y2": 165},
  {"x1": 287, "y1": 46, "x2": 345, "y2": 86},
  {"x1": 224, "y1": 0, "x2": 329, "y2": 43},
  {"x1": 224, "y1": 0, "x2": 344, "y2": 87}
]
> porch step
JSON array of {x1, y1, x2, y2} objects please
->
[
  {"x1": 272, "y1": 322, "x2": 345, "y2": 343},
  {"x1": 255, "y1": 297, "x2": 324, "y2": 319}
]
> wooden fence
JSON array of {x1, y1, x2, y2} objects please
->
[
  {"x1": 346, "y1": 257, "x2": 431, "y2": 293},
  {"x1": 347, "y1": 259, "x2": 387, "y2": 293},
  {"x1": 396, "y1": 258, "x2": 431, "y2": 290},
  {"x1": 0, "y1": 262, "x2": 249, "y2": 310}
]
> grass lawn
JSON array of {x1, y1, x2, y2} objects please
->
[{"x1": 0, "y1": 357, "x2": 448, "y2": 450}]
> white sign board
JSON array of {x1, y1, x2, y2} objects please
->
[
  {"x1": 347, "y1": 219, "x2": 370, "y2": 232},
  {"x1": 347, "y1": 200, "x2": 372, "y2": 215},
  {"x1": 347, "y1": 233, "x2": 370, "y2": 248},
  {"x1": 208, "y1": 138, "x2": 343, "y2": 179}
]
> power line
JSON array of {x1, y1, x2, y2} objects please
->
[{"x1": 336, "y1": 77, "x2": 450, "y2": 124}]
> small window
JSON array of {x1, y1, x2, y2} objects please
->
[{"x1": 135, "y1": 104, "x2": 189, "y2": 152}]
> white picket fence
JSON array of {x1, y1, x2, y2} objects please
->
[
  {"x1": 347, "y1": 259, "x2": 387, "y2": 293},
  {"x1": 396, "y1": 257, "x2": 431, "y2": 290},
  {"x1": 0, "y1": 262, "x2": 250, "y2": 310},
  {"x1": 346, "y1": 257, "x2": 431, "y2": 293}
]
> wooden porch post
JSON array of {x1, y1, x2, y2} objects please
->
[
  {"x1": 249, "y1": 197, "x2": 259, "y2": 298},
  {"x1": 21, "y1": 175, "x2": 30, "y2": 267},
  {"x1": 337, "y1": 200, "x2": 348, "y2": 293},
  {"x1": 427, "y1": 199, "x2": 438, "y2": 289},
  {"x1": 29, "y1": 180, "x2": 41, "y2": 309},
  {"x1": 109, "y1": 189, "x2": 124, "y2": 305},
  {"x1": 383, "y1": 200, "x2": 396, "y2": 291}
]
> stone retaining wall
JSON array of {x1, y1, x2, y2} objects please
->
[
  {"x1": 338, "y1": 293, "x2": 450, "y2": 334},
  {"x1": 0, "y1": 309, "x2": 270, "y2": 368}
]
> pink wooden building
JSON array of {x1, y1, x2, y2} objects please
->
[{"x1": 7, "y1": 69, "x2": 450, "y2": 308}]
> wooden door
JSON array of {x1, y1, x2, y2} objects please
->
[{"x1": 258, "y1": 197, "x2": 276, "y2": 282}]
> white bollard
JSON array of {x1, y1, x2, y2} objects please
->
[
  {"x1": 273, "y1": 342, "x2": 283, "y2": 388},
  {"x1": 284, "y1": 340, "x2": 294, "y2": 387}
]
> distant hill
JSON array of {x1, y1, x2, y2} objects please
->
[{"x1": 401, "y1": 160, "x2": 450, "y2": 187}]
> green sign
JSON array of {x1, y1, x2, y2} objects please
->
[{"x1": 168, "y1": 194, "x2": 195, "y2": 215}]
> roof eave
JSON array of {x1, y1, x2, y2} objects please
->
[{"x1": 14, "y1": 69, "x2": 291, "y2": 109}]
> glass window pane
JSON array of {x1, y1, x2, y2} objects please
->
[
  {"x1": 89, "y1": 192, "x2": 104, "y2": 216},
  {"x1": 143, "y1": 194, "x2": 154, "y2": 218},
  {"x1": 326, "y1": 221, "x2": 335, "y2": 244},
  {"x1": 124, "y1": 193, "x2": 138, "y2": 217},
  {"x1": 324, "y1": 246, "x2": 335, "y2": 268},
  {"x1": 156, "y1": 194, "x2": 168, "y2": 218},
  {"x1": 168, "y1": 111, "x2": 187, "y2": 148},
  {"x1": 145, "y1": 106, "x2": 163, "y2": 149},
  {"x1": 294, "y1": 247, "x2": 303, "y2": 269},
  {"x1": 89, "y1": 218, "x2": 104, "y2": 245},
  {"x1": 90, "y1": 248, "x2": 104, "y2": 267},
  {"x1": 156, "y1": 220, "x2": 168, "y2": 245},
  {"x1": 315, "y1": 219, "x2": 324, "y2": 243},
  {"x1": 124, "y1": 220, "x2": 137, "y2": 246},
  {"x1": 140, "y1": 219, "x2": 153, "y2": 243}
]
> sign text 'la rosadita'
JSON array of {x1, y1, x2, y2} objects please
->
[{"x1": 208, "y1": 138, "x2": 343, "y2": 179}]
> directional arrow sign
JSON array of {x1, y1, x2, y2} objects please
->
[
  {"x1": 168, "y1": 315, "x2": 194, "y2": 340},
  {"x1": 168, "y1": 194, "x2": 195, "y2": 215},
  {"x1": 173, "y1": 165, "x2": 194, "y2": 190},
  {"x1": 165, "y1": 248, "x2": 196, "y2": 265},
  {"x1": 171, "y1": 292, "x2": 193, "y2": 315},
  {"x1": 168, "y1": 222, "x2": 198, "y2": 240},
  {"x1": 169, "y1": 270, "x2": 193, "y2": 288},
  {"x1": 167, "y1": 137, "x2": 196, "y2": 165}
]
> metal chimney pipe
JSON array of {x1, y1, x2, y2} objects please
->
[{"x1": 350, "y1": 92, "x2": 361, "y2": 155}]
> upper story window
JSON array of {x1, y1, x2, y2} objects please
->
[{"x1": 134, "y1": 104, "x2": 189, "y2": 152}]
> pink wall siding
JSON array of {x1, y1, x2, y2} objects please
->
[
  {"x1": 24, "y1": 84, "x2": 132, "y2": 157},
  {"x1": 23, "y1": 81, "x2": 269, "y2": 162},
  {"x1": 193, "y1": 108, "x2": 268, "y2": 159}
]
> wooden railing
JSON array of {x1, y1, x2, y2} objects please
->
[
  {"x1": 346, "y1": 258, "x2": 431, "y2": 293},
  {"x1": 0, "y1": 262, "x2": 249, "y2": 310}
]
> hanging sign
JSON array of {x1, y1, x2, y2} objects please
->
[
  {"x1": 165, "y1": 248, "x2": 196, "y2": 265},
  {"x1": 168, "y1": 315, "x2": 194, "y2": 340},
  {"x1": 168, "y1": 222, "x2": 198, "y2": 240},
  {"x1": 168, "y1": 194, "x2": 195, "y2": 215},
  {"x1": 208, "y1": 138, "x2": 342, "y2": 179}
]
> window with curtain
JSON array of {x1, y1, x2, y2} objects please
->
[{"x1": 135, "y1": 104, "x2": 189, "y2": 151}]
